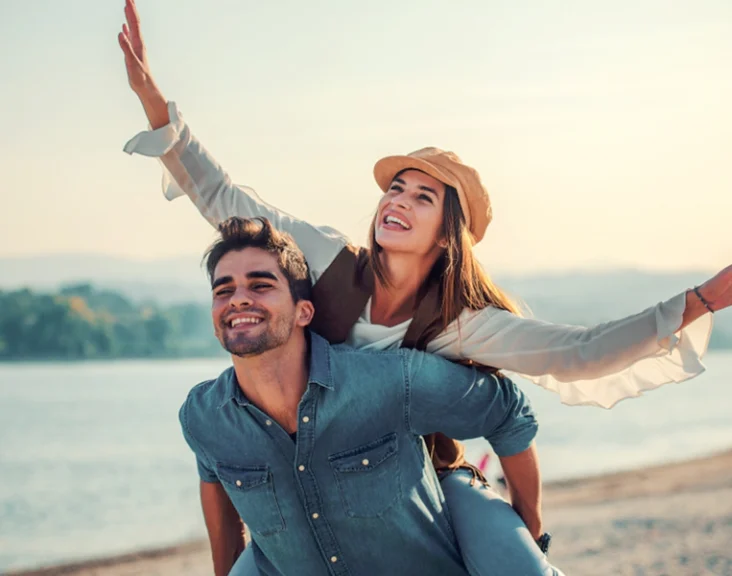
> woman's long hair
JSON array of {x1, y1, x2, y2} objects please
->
[{"x1": 368, "y1": 182, "x2": 521, "y2": 328}]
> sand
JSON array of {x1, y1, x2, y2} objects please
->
[{"x1": 9, "y1": 450, "x2": 732, "y2": 576}]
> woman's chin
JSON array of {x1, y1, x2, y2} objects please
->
[
  {"x1": 375, "y1": 232, "x2": 412, "y2": 252},
  {"x1": 375, "y1": 238, "x2": 431, "y2": 257}
]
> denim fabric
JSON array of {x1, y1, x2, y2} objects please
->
[
  {"x1": 440, "y1": 470, "x2": 565, "y2": 576},
  {"x1": 180, "y1": 332, "x2": 538, "y2": 576},
  {"x1": 230, "y1": 470, "x2": 566, "y2": 576}
]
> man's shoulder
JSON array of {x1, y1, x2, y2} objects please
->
[
  {"x1": 326, "y1": 342, "x2": 471, "y2": 376},
  {"x1": 184, "y1": 378, "x2": 218, "y2": 403},
  {"x1": 329, "y1": 342, "x2": 409, "y2": 363},
  {"x1": 180, "y1": 367, "x2": 235, "y2": 422},
  {"x1": 316, "y1": 334, "x2": 486, "y2": 381}
]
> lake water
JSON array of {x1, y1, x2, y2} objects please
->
[{"x1": 1, "y1": 353, "x2": 731, "y2": 572}]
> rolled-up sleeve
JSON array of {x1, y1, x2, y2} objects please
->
[
  {"x1": 123, "y1": 102, "x2": 349, "y2": 283},
  {"x1": 405, "y1": 351, "x2": 538, "y2": 456},
  {"x1": 179, "y1": 399, "x2": 219, "y2": 483},
  {"x1": 426, "y1": 292, "x2": 713, "y2": 409}
]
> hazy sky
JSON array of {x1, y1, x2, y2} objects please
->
[{"x1": 1, "y1": 0, "x2": 730, "y2": 273}]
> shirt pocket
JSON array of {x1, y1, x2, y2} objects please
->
[
  {"x1": 328, "y1": 433, "x2": 401, "y2": 518},
  {"x1": 216, "y1": 464, "x2": 285, "y2": 536}
]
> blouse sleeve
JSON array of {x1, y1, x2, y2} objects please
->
[
  {"x1": 123, "y1": 102, "x2": 348, "y2": 283},
  {"x1": 424, "y1": 292, "x2": 713, "y2": 409}
]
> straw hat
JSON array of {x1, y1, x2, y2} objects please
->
[{"x1": 373, "y1": 147, "x2": 492, "y2": 244}]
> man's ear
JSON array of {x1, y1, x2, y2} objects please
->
[{"x1": 295, "y1": 300, "x2": 315, "y2": 327}]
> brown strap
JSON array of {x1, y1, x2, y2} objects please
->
[
  {"x1": 310, "y1": 245, "x2": 373, "y2": 344},
  {"x1": 401, "y1": 281, "x2": 445, "y2": 351}
]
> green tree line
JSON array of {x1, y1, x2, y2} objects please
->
[
  {"x1": 0, "y1": 284, "x2": 223, "y2": 360},
  {"x1": 1, "y1": 283, "x2": 730, "y2": 361}
]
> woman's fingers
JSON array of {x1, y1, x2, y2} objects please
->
[
  {"x1": 118, "y1": 30, "x2": 142, "y2": 72},
  {"x1": 124, "y1": 0, "x2": 145, "y2": 58}
]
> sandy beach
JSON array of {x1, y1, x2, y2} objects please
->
[{"x1": 9, "y1": 450, "x2": 732, "y2": 576}]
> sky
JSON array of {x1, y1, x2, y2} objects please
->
[{"x1": 1, "y1": 0, "x2": 730, "y2": 274}]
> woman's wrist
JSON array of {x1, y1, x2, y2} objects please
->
[
  {"x1": 693, "y1": 285, "x2": 715, "y2": 313},
  {"x1": 137, "y1": 83, "x2": 170, "y2": 130}
]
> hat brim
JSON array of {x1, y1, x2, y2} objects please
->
[{"x1": 373, "y1": 155, "x2": 459, "y2": 194}]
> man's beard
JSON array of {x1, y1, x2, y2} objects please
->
[{"x1": 220, "y1": 311, "x2": 295, "y2": 357}]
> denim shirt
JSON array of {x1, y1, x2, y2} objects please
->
[{"x1": 179, "y1": 333, "x2": 538, "y2": 576}]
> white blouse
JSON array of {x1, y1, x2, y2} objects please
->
[{"x1": 124, "y1": 102, "x2": 714, "y2": 409}]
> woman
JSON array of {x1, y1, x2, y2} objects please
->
[{"x1": 117, "y1": 2, "x2": 729, "y2": 574}]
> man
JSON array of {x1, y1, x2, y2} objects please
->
[{"x1": 180, "y1": 216, "x2": 561, "y2": 576}]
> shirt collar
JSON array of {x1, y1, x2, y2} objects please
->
[
  {"x1": 217, "y1": 330, "x2": 334, "y2": 408},
  {"x1": 307, "y1": 331, "x2": 334, "y2": 391},
  {"x1": 216, "y1": 366, "x2": 247, "y2": 408}
]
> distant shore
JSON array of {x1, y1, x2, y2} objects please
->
[
  {"x1": 0, "y1": 352, "x2": 227, "y2": 364},
  {"x1": 9, "y1": 450, "x2": 732, "y2": 576}
]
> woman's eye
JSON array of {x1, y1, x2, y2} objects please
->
[
  {"x1": 389, "y1": 185, "x2": 403, "y2": 193},
  {"x1": 418, "y1": 194, "x2": 433, "y2": 203}
]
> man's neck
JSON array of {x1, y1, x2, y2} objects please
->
[
  {"x1": 232, "y1": 333, "x2": 309, "y2": 434},
  {"x1": 370, "y1": 251, "x2": 437, "y2": 327}
]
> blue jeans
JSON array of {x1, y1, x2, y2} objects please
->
[{"x1": 230, "y1": 469, "x2": 564, "y2": 576}]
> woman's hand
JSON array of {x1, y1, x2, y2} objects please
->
[
  {"x1": 697, "y1": 265, "x2": 732, "y2": 312},
  {"x1": 117, "y1": 0, "x2": 169, "y2": 128},
  {"x1": 681, "y1": 264, "x2": 731, "y2": 329},
  {"x1": 118, "y1": 0, "x2": 155, "y2": 95}
]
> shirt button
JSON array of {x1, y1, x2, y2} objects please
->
[
  {"x1": 265, "y1": 419, "x2": 272, "y2": 426},
  {"x1": 298, "y1": 465, "x2": 305, "y2": 472},
  {"x1": 330, "y1": 556, "x2": 338, "y2": 563},
  {"x1": 362, "y1": 459, "x2": 369, "y2": 466},
  {"x1": 312, "y1": 512, "x2": 319, "y2": 519},
  {"x1": 302, "y1": 416, "x2": 310, "y2": 423},
  {"x1": 235, "y1": 480, "x2": 242, "y2": 487}
]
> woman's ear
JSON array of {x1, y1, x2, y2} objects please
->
[
  {"x1": 295, "y1": 300, "x2": 315, "y2": 327},
  {"x1": 437, "y1": 238, "x2": 448, "y2": 249}
]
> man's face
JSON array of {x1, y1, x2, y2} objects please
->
[{"x1": 211, "y1": 248, "x2": 308, "y2": 357}]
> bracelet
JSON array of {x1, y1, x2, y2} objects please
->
[{"x1": 693, "y1": 286, "x2": 715, "y2": 314}]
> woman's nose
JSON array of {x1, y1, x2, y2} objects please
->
[{"x1": 390, "y1": 196, "x2": 412, "y2": 210}]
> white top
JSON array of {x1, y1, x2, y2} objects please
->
[{"x1": 124, "y1": 102, "x2": 714, "y2": 409}]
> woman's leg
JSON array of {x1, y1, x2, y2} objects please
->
[
  {"x1": 228, "y1": 545, "x2": 261, "y2": 576},
  {"x1": 441, "y1": 470, "x2": 564, "y2": 576}
]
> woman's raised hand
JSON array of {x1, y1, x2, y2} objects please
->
[
  {"x1": 118, "y1": 0, "x2": 156, "y2": 96},
  {"x1": 117, "y1": 0, "x2": 169, "y2": 128}
]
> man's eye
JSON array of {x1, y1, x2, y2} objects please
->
[
  {"x1": 215, "y1": 288, "x2": 233, "y2": 296},
  {"x1": 253, "y1": 284, "x2": 272, "y2": 290}
]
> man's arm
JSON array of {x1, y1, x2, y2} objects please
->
[
  {"x1": 179, "y1": 394, "x2": 246, "y2": 575},
  {"x1": 499, "y1": 443, "x2": 542, "y2": 540},
  {"x1": 200, "y1": 480, "x2": 247, "y2": 576},
  {"x1": 405, "y1": 351, "x2": 541, "y2": 532},
  {"x1": 406, "y1": 350, "x2": 538, "y2": 456}
]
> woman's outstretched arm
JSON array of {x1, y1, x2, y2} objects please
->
[
  {"x1": 427, "y1": 267, "x2": 731, "y2": 408},
  {"x1": 117, "y1": 0, "x2": 348, "y2": 282}
]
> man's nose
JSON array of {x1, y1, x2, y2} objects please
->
[{"x1": 229, "y1": 287, "x2": 253, "y2": 307}]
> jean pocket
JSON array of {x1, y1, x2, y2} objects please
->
[
  {"x1": 328, "y1": 433, "x2": 401, "y2": 518},
  {"x1": 216, "y1": 464, "x2": 285, "y2": 536}
]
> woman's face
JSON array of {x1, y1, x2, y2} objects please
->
[{"x1": 374, "y1": 169, "x2": 446, "y2": 257}]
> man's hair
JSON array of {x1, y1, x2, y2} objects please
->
[{"x1": 203, "y1": 217, "x2": 312, "y2": 302}]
